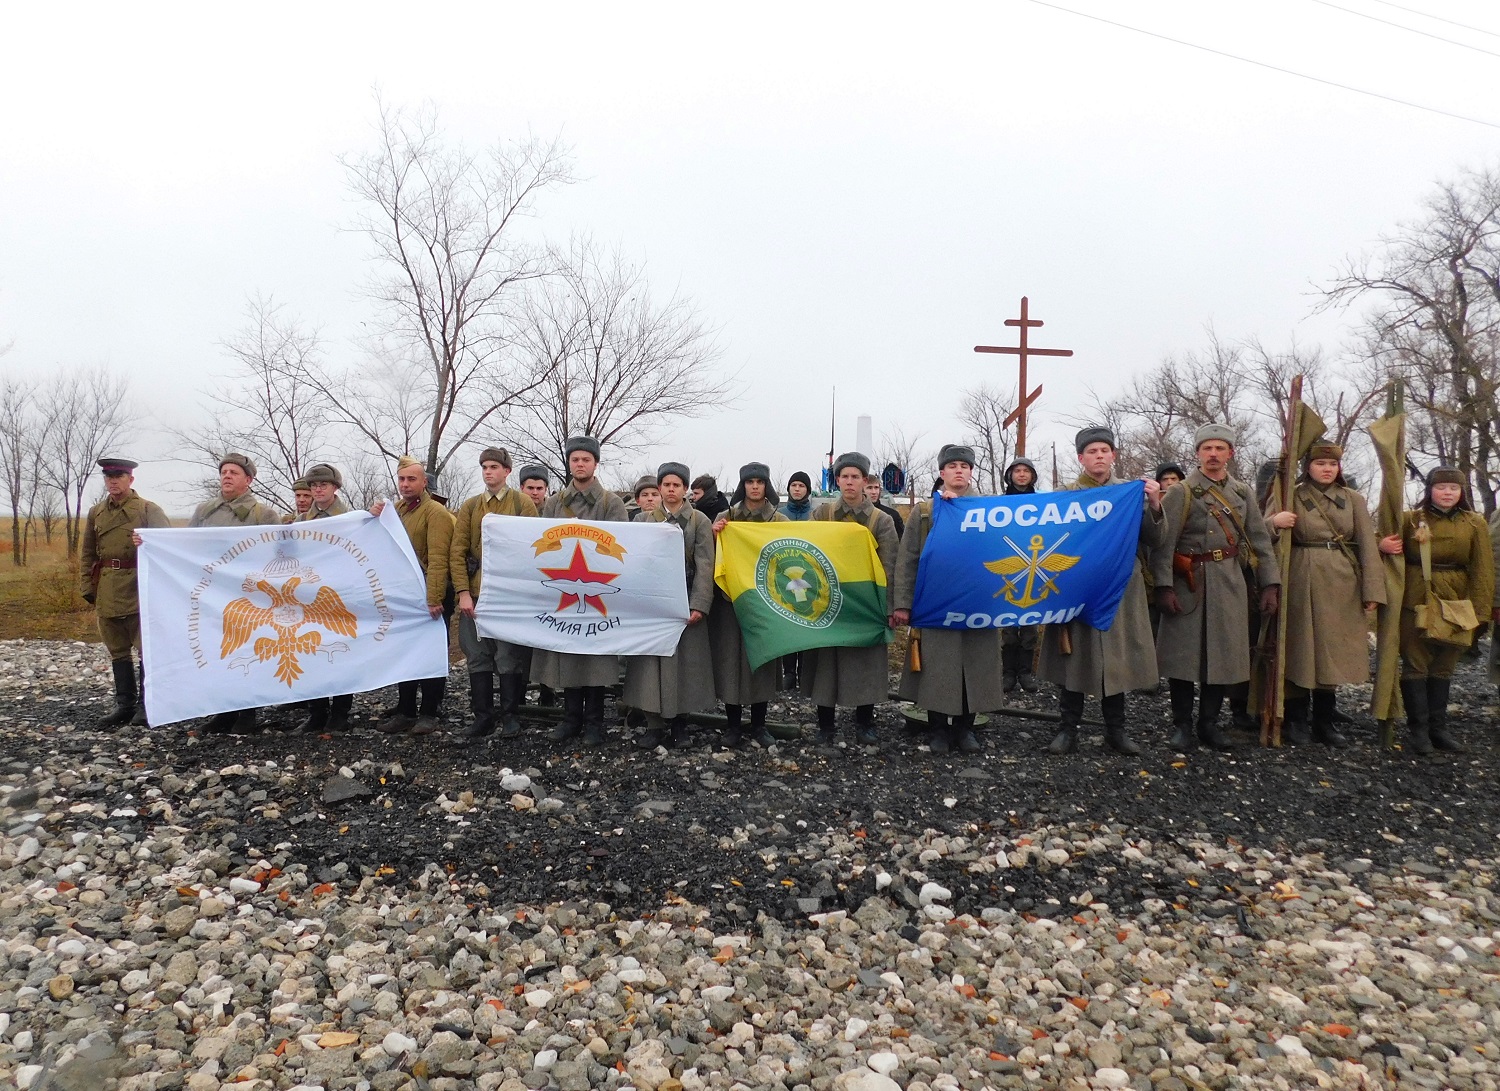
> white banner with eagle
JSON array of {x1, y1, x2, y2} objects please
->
[
  {"x1": 474, "y1": 516, "x2": 689, "y2": 655},
  {"x1": 137, "y1": 506, "x2": 449, "y2": 725}
]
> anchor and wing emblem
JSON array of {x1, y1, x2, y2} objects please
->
[
  {"x1": 982, "y1": 533, "x2": 1080, "y2": 608},
  {"x1": 220, "y1": 551, "x2": 357, "y2": 684}
]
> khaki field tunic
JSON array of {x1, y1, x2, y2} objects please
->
[
  {"x1": 709, "y1": 502, "x2": 788, "y2": 705},
  {"x1": 188, "y1": 493, "x2": 283, "y2": 529},
  {"x1": 623, "y1": 503, "x2": 717, "y2": 717},
  {"x1": 296, "y1": 497, "x2": 352, "y2": 522},
  {"x1": 1266, "y1": 481, "x2": 1384, "y2": 690},
  {"x1": 80, "y1": 490, "x2": 170, "y2": 618},
  {"x1": 800, "y1": 497, "x2": 897, "y2": 707},
  {"x1": 891, "y1": 492, "x2": 1007, "y2": 715},
  {"x1": 449, "y1": 487, "x2": 537, "y2": 598},
  {"x1": 1151, "y1": 471, "x2": 1280, "y2": 685},
  {"x1": 531, "y1": 480, "x2": 631, "y2": 688},
  {"x1": 1398, "y1": 506, "x2": 1494, "y2": 677},
  {"x1": 397, "y1": 492, "x2": 456, "y2": 608},
  {"x1": 1038, "y1": 474, "x2": 1166, "y2": 698}
]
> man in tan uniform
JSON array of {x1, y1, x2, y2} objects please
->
[
  {"x1": 190, "y1": 453, "x2": 284, "y2": 734},
  {"x1": 372, "y1": 456, "x2": 457, "y2": 735},
  {"x1": 452, "y1": 446, "x2": 539, "y2": 738},
  {"x1": 80, "y1": 457, "x2": 170, "y2": 728},
  {"x1": 295, "y1": 463, "x2": 354, "y2": 731}
]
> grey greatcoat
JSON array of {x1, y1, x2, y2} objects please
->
[
  {"x1": 800, "y1": 497, "x2": 898, "y2": 707},
  {"x1": 531, "y1": 480, "x2": 631, "y2": 689},
  {"x1": 1151, "y1": 470, "x2": 1280, "y2": 685},
  {"x1": 1038, "y1": 474, "x2": 1166, "y2": 697},
  {"x1": 1266, "y1": 481, "x2": 1384, "y2": 690},
  {"x1": 622, "y1": 503, "x2": 718, "y2": 717},
  {"x1": 892, "y1": 493, "x2": 1007, "y2": 715},
  {"x1": 188, "y1": 492, "x2": 283, "y2": 529},
  {"x1": 709, "y1": 502, "x2": 788, "y2": 704},
  {"x1": 1489, "y1": 510, "x2": 1500, "y2": 686}
]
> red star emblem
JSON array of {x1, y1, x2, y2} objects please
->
[{"x1": 538, "y1": 542, "x2": 622, "y2": 615}]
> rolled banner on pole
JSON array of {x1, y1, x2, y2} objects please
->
[{"x1": 1368, "y1": 382, "x2": 1407, "y2": 746}]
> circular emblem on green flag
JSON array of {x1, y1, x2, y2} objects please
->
[{"x1": 754, "y1": 539, "x2": 842, "y2": 628}]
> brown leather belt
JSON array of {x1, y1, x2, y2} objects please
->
[
  {"x1": 1182, "y1": 545, "x2": 1238, "y2": 564},
  {"x1": 1295, "y1": 541, "x2": 1344, "y2": 549},
  {"x1": 1406, "y1": 560, "x2": 1463, "y2": 570},
  {"x1": 102, "y1": 559, "x2": 136, "y2": 570}
]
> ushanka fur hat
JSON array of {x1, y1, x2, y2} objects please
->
[{"x1": 832, "y1": 451, "x2": 871, "y2": 478}]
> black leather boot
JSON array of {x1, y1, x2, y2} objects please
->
[
  {"x1": 381, "y1": 682, "x2": 420, "y2": 734},
  {"x1": 723, "y1": 704, "x2": 744, "y2": 749},
  {"x1": 1311, "y1": 689, "x2": 1347, "y2": 747},
  {"x1": 496, "y1": 674, "x2": 523, "y2": 737},
  {"x1": 1400, "y1": 678, "x2": 1432, "y2": 755},
  {"x1": 1167, "y1": 679, "x2": 1196, "y2": 751},
  {"x1": 550, "y1": 688, "x2": 584, "y2": 742},
  {"x1": 101, "y1": 659, "x2": 136, "y2": 728},
  {"x1": 817, "y1": 705, "x2": 837, "y2": 747},
  {"x1": 1228, "y1": 682, "x2": 1255, "y2": 733},
  {"x1": 748, "y1": 702, "x2": 774, "y2": 747},
  {"x1": 854, "y1": 704, "x2": 877, "y2": 747},
  {"x1": 130, "y1": 662, "x2": 149, "y2": 726},
  {"x1": 413, "y1": 676, "x2": 446, "y2": 736},
  {"x1": 1101, "y1": 692, "x2": 1139, "y2": 755},
  {"x1": 230, "y1": 709, "x2": 261, "y2": 735},
  {"x1": 1282, "y1": 690, "x2": 1311, "y2": 746},
  {"x1": 640, "y1": 712, "x2": 666, "y2": 749},
  {"x1": 1427, "y1": 677, "x2": 1461, "y2": 751},
  {"x1": 928, "y1": 711, "x2": 953, "y2": 754},
  {"x1": 953, "y1": 713, "x2": 981, "y2": 753},
  {"x1": 302, "y1": 697, "x2": 330, "y2": 734},
  {"x1": 537, "y1": 685, "x2": 557, "y2": 708},
  {"x1": 1196, "y1": 684, "x2": 1234, "y2": 750},
  {"x1": 1016, "y1": 647, "x2": 1038, "y2": 693},
  {"x1": 1001, "y1": 645, "x2": 1019, "y2": 693},
  {"x1": 582, "y1": 687, "x2": 607, "y2": 746},
  {"x1": 327, "y1": 694, "x2": 354, "y2": 732},
  {"x1": 1049, "y1": 689, "x2": 1084, "y2": 754},
  {"x1": 669, "y1": 715, "x2": 691, "y2": 749},
  {"x1": 462, "y1": 673, "x2": 495, "y2": 737},
  {"x1": 203, "y1": 711, "x2": 238, "y2": 734}
]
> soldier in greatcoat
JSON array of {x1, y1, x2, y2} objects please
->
[
  {"x1": 294, "y1": 463, "x2": 355, "y2": 731},
  {"x1": 369, "y1": 456, "x2": 457, "y2": 736},
  {"x1": 190, "y1": 453, "x2": 285, "y2": 734},
  {"x1": 534, "y1": 436, "x2": 630, "y2": 745},
  {"x1": 1264, "y1": 443, "x2": 1384, "y2": 746},
  {"x1": 624, "y1": 462, "x2": 717, "y2": 748},
  {"x1": 891, "y1": 444, "x2": 1006, "y2": 754},
  {"x1": 1151, "y1": 424, "x2": 1280, "y2": 751},
  {"x1": 1038, "y1": 428, "x2": 1166, "y2": 756},
  {"x1": 451, "y1": 446, "x2": 539, "y2": 738},
  {"x1": 709, "y1": 462, "x2": 788, "y2": 748},
  {"x1": 1000, "y1": 457, "x2": 1043, "y2": 692},
  {"x1": 1378, "y1": 467, "x2": 1495, "y2": 753},
  {"x1": 802, "y1": 451, "x2": 898, "y2": 748},
  {"x1": 81, "y1": 457, "x2": 170, "y2": 728}
]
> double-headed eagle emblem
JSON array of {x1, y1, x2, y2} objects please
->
[
  {"x1": 983, "y1": 533, "x2": 1079, "y2": 608},
  {"x1": 220, "y1": 551, "x2": 357, "y2": 684}
]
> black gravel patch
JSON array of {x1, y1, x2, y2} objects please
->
[{"x1": 8, "y1": 651, "x2": 1499, "y2": 932}]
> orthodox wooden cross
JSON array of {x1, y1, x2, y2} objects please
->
[{"x1": 974, "y1": 296, "x2": 1073, "y2": 457}]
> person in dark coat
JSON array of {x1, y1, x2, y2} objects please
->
[
  {"x1": 782, "y1": 471, "x2": 814, "y2": 521},
  {"x1": 691, "y1": 474, "x2": 730, "y2": 521},
  {"x1": 1001, "y1": 456, "x2": 1042, "y2": 692},
  {"x1": 710, "y1": 462, "x2": 788, "y2": 747},
  {"x1": 1037, "y1": 428, "x2": 1165, "y2": 755},
  {"x1": 863, "y1": 475, "x2": 905, "y2": 537}
]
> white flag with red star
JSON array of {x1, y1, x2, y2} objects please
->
[{"x1": 474, "y1": 516, "x2": 689, "y2": 655}]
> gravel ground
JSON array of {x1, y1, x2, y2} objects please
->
[{"x1": 3, "y1": 637, "x2": 1499, "y2": 1091}]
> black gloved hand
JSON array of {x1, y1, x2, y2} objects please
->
[
  {"x1": 1156, "y1": 588, "x2": 1183, "y2": 615},
  {"x1": 1258, "y1": 586, "x2": 1280, "y2": 615}
]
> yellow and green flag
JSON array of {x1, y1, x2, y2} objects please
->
[{"x1": 714, "y1": 522, "x2": 892, "y2": 670}]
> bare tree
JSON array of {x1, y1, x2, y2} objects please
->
[
  {"x1": 284, "y1": 98, "x2": 575, "y2": 488},
  {"x1": 507, "y1": 237, "x2": 734, "y2": 479},
  {"x1": 172, "y1": 296, "x2": 332, "y2": 513},
  {"x1": 955, "y1": 383, "x2": 1016, "y2": 493},
  {"x1": 873, "y1": 425, "x2": 929, "y2": 497},
  {"x1": 0, "y1": 376, "x2": 35, "y2": 565},
  {"x1": 1320, "y1": 164, "x2": 1500, "y2": 511}
]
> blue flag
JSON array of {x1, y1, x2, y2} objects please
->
[{"x1": 910, "y1": 481, "x2": 1144, "y2": 631}]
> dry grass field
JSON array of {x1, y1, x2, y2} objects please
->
[{"x1": 0, "y1": 523, "x2": 99, "y2": 642}]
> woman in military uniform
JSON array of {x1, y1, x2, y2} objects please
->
[
  {"x1": 709, "y1": 462, "x2": 788, "y2": 747},
  {"x1": 1378, "y1": 467, "x2": 1495, "y2": 754},
  {"x1": 1265, "y1": 443, "x2": 1384, "y2": 747},
  {"x1": 623, "y1": 462, "x2": 716, "y2": 748}
]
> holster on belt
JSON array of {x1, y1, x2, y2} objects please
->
[
  {"x1": 1171, "y1": 552, "x2": 1198, "y2": 593},
  {"x1": 466, "y1": 556, "x2": 480, "y2": 577},
  {"x1": 89, "y1": 560, "x2": 103, "y2": 594}
]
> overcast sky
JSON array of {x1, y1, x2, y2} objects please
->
[{"x1": 3, "y1": 1, "x2": 1498, "y2": 511}]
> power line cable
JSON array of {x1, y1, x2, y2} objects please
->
[
  {"x1": 1022, "y1": 0, "x2": 1500, "y2": 130},
  {"x1": 1363, "y1": 0, "x2": 1500, "y2": 41},
  {"x1": 1308, "y1": 0, "x2": 1500, "y2": 59}
]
